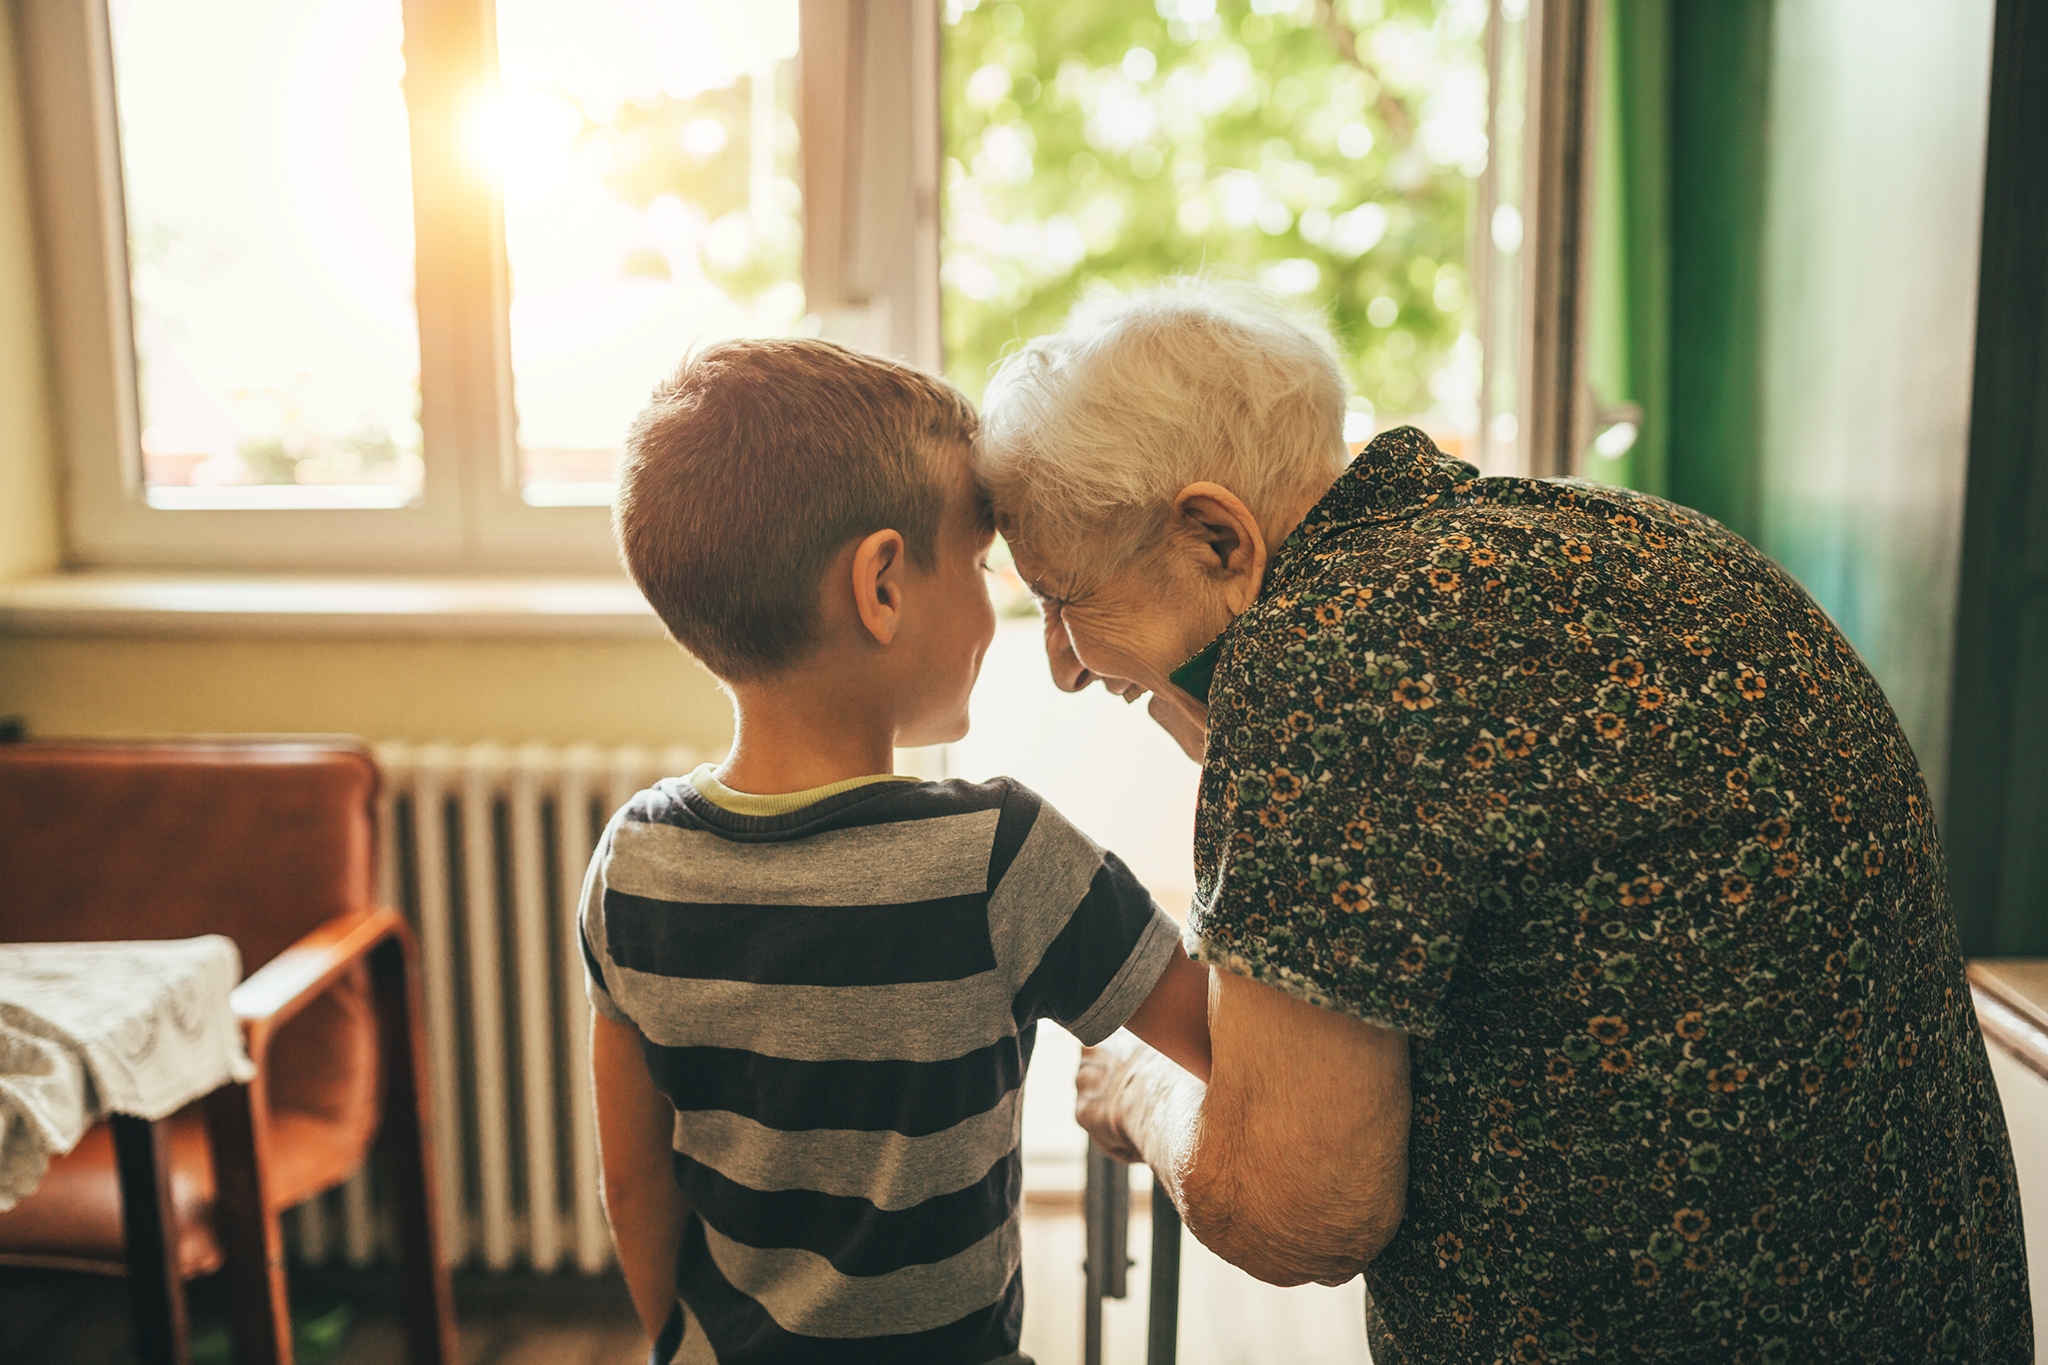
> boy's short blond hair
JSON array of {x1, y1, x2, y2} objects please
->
[{"x1": 615, "y1": 338, "x2": 979, "y2": 682}]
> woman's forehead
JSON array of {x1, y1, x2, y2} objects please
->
[{"x1": 1003, "y1": 542, "x2": 1063, "y2": 600}]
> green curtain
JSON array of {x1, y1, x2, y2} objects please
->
[
  {"x1": 1588, "y1": 0, "x2": 1772, "y2": 540},
  {"x1": 1667, "y1": 0, "x2": 1773, "y2": 540},
  {"x1": 1583, "y1": 0, "x2": 1669, "y2": 498},
  {"x1": 1945, "y1": 0, "x2": 2048, "y2": 957}
]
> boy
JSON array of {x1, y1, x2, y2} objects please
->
[{"x1": 583, "y1": 338, "x2": 1212, "y2": 1364}]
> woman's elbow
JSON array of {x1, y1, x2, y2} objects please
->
[
  {"x1": 1351, "y1": 1182, "x2": 1405, "y2": 1268},
  {"x1": 1175, "y1": 1151, "x2": 1304, "y2": 1287},
  {"x1": 1176, "y1": 1136, "x2": 1404, "y2": 1288}
]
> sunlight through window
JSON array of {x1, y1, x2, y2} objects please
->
[
  {"x1": 493, "y1": 0, "x2": 806, "y2": 507},
  {"x1": 112, "y1": 0, "x2": 424, "y2": 508}
]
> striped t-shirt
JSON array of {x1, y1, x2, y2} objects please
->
[{"x1": 581, "y1": 766, "x2": 1182, "y2": 1364}]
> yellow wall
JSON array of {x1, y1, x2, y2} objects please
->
[
  {"x1": 0, "y1": 634, "x2": 733, "y2": 749},
  {"x1": 0, "y1": 0, "x2": 58, "y2": 582},
  {"x1": 0, "y1": 12, "x2": 733, "y2": 750}
]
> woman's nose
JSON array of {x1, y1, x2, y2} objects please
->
[{"x1": 1043, "y1": 608, "x2": 1095, "y2": 693}]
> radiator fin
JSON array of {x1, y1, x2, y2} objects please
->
[{"x1": 284, "y1": 741, "x2": 698, "y2": 1272}]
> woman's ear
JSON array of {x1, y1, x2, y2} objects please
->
[
  {"x1": 1173, "y1": 482, "x2": 1268, "y2": 613},
  {"x1": 850, "y1": 528, "x2": 907, "y2": 646}
]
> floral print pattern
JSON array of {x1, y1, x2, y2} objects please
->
[{"x1": 1188, "y1": 428, "x2": 2029, "y2": 1361}]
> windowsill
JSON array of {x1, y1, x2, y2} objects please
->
[{"x1": 0, "y1": 571, "x2": 665, "y2": 639}]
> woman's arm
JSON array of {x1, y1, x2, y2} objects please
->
[
  {"x1": 592, "y1": 1010, "x2": 690, "y2": 1341},
  {"x1": 1078, "y1": 967, "x2": 1411, "y2": 1286}
]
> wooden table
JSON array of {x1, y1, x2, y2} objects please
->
[
  {"x1": 0, "y1": 937, "x2": 253, "y2": 1365},
  {"x1": 107, "y1": 1111, "x2": 205, "y2": 1365}
]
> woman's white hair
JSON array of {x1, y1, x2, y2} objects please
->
[{"x1": 975, "y1": 276, "x2": 1350, "y2": 586}]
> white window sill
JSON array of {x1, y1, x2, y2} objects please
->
[{"x1": 0, "y1": 572, "x2": 665, "y2": 639}]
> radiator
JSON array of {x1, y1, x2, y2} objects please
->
[{"x1": 285, "y1": 740, "x2": 700, "y2": 1274}]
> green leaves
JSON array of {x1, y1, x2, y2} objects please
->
[{"x1": 942, "y1": 0, "x2": 1481, "y2": 413}]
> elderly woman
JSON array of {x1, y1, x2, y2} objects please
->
[{"x1": 974, "y1": 283, "x2": 2029, "y2": 1361}]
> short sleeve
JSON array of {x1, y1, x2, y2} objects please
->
[
  {"x1": 578, "y1": 821, "x2": 634, "y2": 1026},
  {"x1": 992, "y1": 786, "x2": 1183, "y2": 1045},
  {"x1": 1189, "y1": 577, "x2": 1498, "y2": 1037}
]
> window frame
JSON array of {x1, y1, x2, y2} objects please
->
[{"x1": 17, "y1": 0, "x2": 941, "y2": 573}]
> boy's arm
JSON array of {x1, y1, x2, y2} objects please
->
[
  {"x1": 591, "y1": 1010, "x2": 689, "y2": 1342},
  {"x1": 1117, "y1": 942, "x2": 1212, "y2": 1082}
]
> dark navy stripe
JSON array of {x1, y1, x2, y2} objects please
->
[
  {"x1": 652, "y1": 1303, "x2": 684, "y2": 1365},
  {"x1": 604, "y1": 888, "x2": 998, "y2": 985},
  {"x1": 678, "y1": 1216, "x2": 1025, "y2": 1365},
  {"x1": 581, "y1": 918, "x2": 608, "y2": 992},
  {"x1": 671, "y1": 1149, "x2": 1020, "y2": 1276},
  {"x1": 641, "y1": 1037, "x2": 1024, "y2": 1137},
  {"x1": 983, "y1": 783, "x2": 1042, "y2": 893},
  {"x1": 1015, "y1": 852, "x2": 1159, "y2": 1029}
]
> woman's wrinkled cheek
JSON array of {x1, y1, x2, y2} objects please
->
[{"x1": 1062, "y1": 606, "x2": 1156, "y2": 690}]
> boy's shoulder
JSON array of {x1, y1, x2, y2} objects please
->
[
  {"x1": 615, "y1": 772, "x2": 1061, "y2": 835},
  {"x1": 601, "y1": 772, "x2": 1103, "y2": 895}
]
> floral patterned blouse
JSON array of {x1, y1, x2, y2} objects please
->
[{"x1": 1186, "y1": 428, "x2": 2029, "y2": 1362}]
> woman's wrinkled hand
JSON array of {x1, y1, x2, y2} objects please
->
[{"x1": 1074, "y1": 1033, "x2": 1149, "y2": 1164}]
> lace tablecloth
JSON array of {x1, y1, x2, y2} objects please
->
[{"x1": 0, "y1": 937, "x2": 256, "y2": 1210}]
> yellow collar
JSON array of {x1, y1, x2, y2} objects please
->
[{"x1": 687, "y1": 763, "x2": 918, "y2": 817}]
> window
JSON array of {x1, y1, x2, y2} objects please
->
[
  {"x1": 116, "y1": 0, "x2": 424, "y2": 509},
  {"x1": 935, "y1": 0, "x2": 1498, "y2": 1203},
  {"x1": 940, "y1": 0, "x2": 1490, "y2": 458},
  {"x1": 25, "y1": 0, "x2": 922, "y2": 570},
  {"x1": 488, "y1": 2, "x2": 805, "y2": 508},
  {"x1": 30, "y1": 0, "x2": 1580, "y2": 571}
]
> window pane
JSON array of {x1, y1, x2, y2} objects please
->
[
  {"x1": 111, "y1": 0, "x2": 423, "y2": 509},
  {"x1": 941, "y1": 0, "x2": 1487, "y2": 456},
  {"x1": 493, "y1": 0, "x2": 804, "y2": 507}
]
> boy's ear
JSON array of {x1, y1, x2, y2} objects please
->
[{"x1": 850, "y1": 528, "x2": 907, "y2": 646}]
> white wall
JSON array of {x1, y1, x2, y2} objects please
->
[{"x1": 1986, "y1": 1047, "x2": 2048, "y2": 1345}]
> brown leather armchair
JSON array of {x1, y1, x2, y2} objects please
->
[{"x1": 0, "y1": 739, "x2": 456, "y2": 1365}]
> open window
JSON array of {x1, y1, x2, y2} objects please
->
[
  {"x1": 19, "y1": 0, "x2": 937, "y2": 570},
  {"x1": 23, "y1": 0, "x2": 1605, "y2": 573}
]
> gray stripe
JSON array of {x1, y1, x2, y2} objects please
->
[
  {"x1": 670, "y1": 1300, "x2": 717, "y2": 1365},
  {"x1": 673, "y1": 1090, "x2": 1022, "y2": 1210},
  {"x1": 607, "y1": 810, "x2": 1001, "y2": 907},
  {"x1": 579, "y1": 833, "x2": 633, "y2": 1024},
  {"x1": 610, "y1": 964, "x2": 1015, "y2": 1061},
  {"x1": 987, "y1": 801, "x2": 1107, "y2": 988},
  {"x1": 704, "y1": 1218, "x2": 1021, "y2": 1338}
]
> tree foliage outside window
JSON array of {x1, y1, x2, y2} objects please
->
[
  {"x1": 586, "y1": 71, "x2": 804, "y2": 311},
  {"x1": 942, "y1": 0, "x2": 1488, "y2": 447}
]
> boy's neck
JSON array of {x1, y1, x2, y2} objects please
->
[{"x1": 718, "y1": 673, "x2": 900, "y2": 795}]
